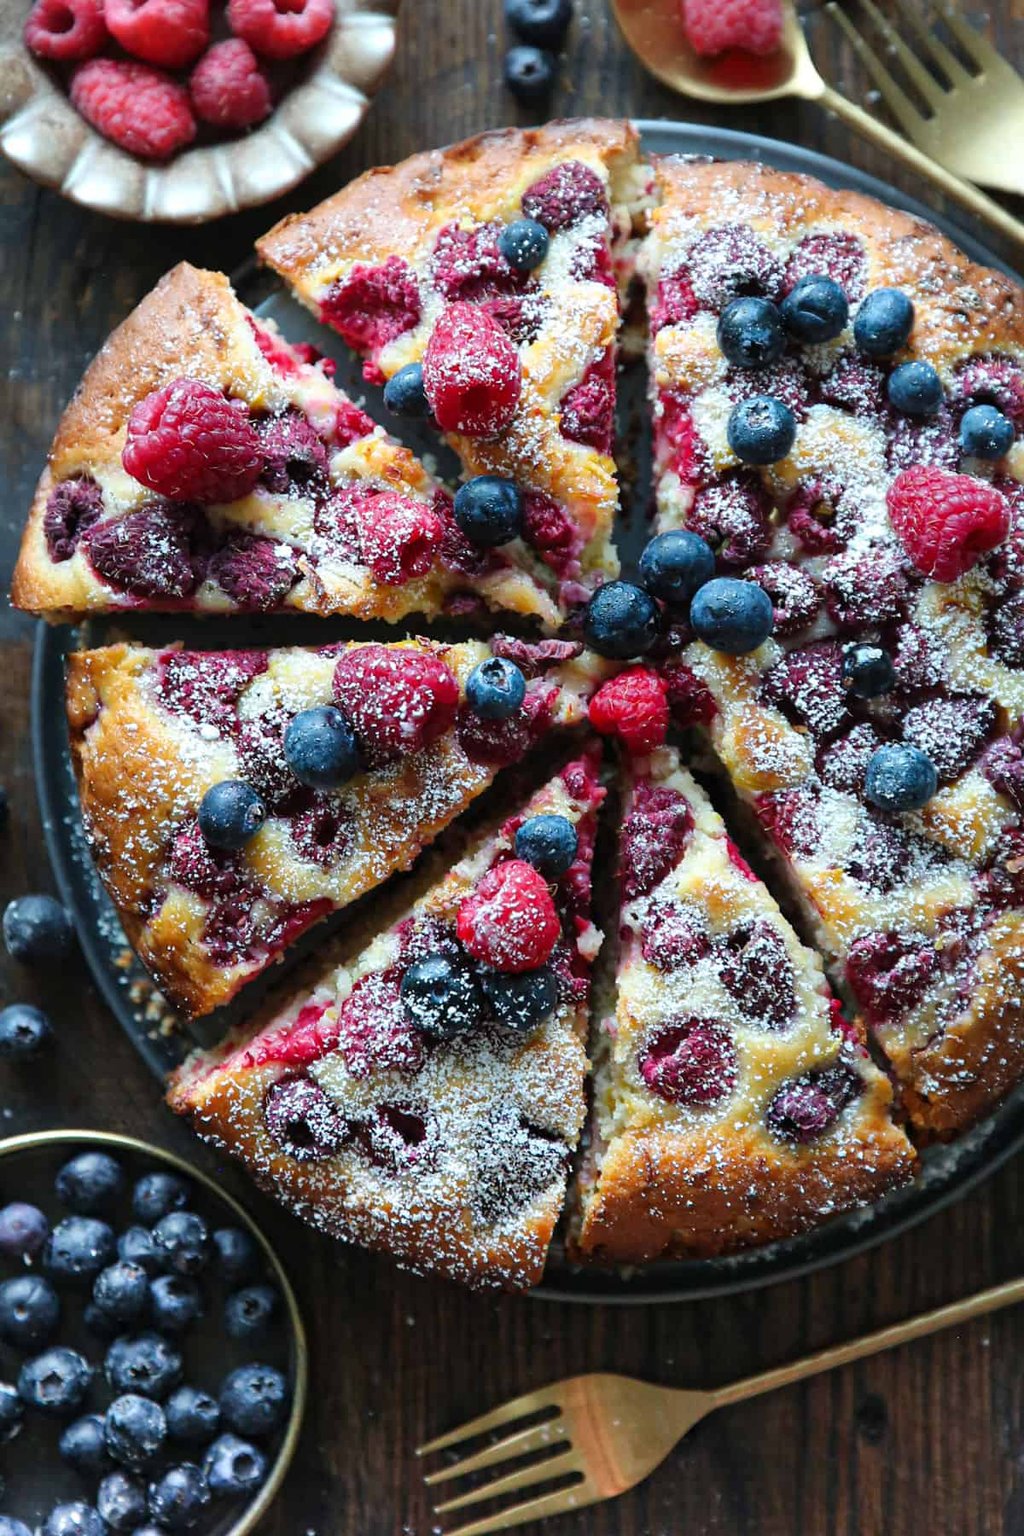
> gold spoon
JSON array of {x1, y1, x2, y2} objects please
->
[{"x1": 612, "y1": 0, "x2": 1024, "y2": 253}]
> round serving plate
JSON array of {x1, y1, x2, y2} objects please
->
[{"x1": 33, "y1": 120, "x2": 1024, "y2": 1304}]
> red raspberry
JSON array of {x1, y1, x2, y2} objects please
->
[
  {"x1": 227, "y1": 0, "x2": 333, "y2": 60},
  {"x1": 520, "y1": 490, "x2": 580, "y2": 579},
  {"x1": 456, "y1": 860, "x2": 560, "y2": 974},
  {"x1": 887, "y1": 465, "x2": 1011, "y2": 582},
  {"x1": 422, "y1": 303, "x2": 522, "y2": 438},
  {"x1": 122, "y1": 378, "x2": 262, "y2": 504},
  {"x1": 44, "y1": 478, "x2": 104, "y2": 562},
  {"x1": 589, "y1": 668, "x2": 669, "y2": 755},
  {"x1": 559, "y1": 352, "x2": 615, "y2": 454},
  {"x1": 24, "y1": 0, "x2": 106, "y2": 60},
  {"x1": 106, "y1": 0, "x2": 208, "y2": 68},
  {"x1": 332, "y1": 644, "x2": 459, "y2": 765},
  {"x1": 521, "y1": 162, "x2": 609, "y2": 231},
  {"x1": 680, "y1": 0, "x2": 783, "y2": 56},
  {"x1": 206, "y1": 533, "x2": 298, "y2": 611},
  {"x1": 190, "y1": 39, "x2": 272, "y2": 129},
  {"x1": 639, "y1": 1019, "x2": 736, "y2": 1106},
  {"x1": 71, "y1": 59, "x2": 196, "y2": 160},
  {"x1": 320, "y1": 258, "x2": 422, "y2": 373},
  {"x1": 649, "y1": 270, "x2": 698, "y2": 334},
  {"x1": 356, "y1": 494, "x2": 445, "y2": 586}
]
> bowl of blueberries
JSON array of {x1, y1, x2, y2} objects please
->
[{"x1": 0, "y1": 1130, "x2": 306, "y2": 1535}]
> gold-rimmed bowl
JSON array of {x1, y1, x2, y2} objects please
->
[{"x1": 0, "y1": 1127, "x2": 307, "y2": 1534}]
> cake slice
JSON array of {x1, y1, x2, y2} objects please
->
[
  {"x1": 258, "y1": 120, "x2": 649, "y2": 614},
  {"x1": 12, "y1": 263, "x2": 560, "y2": 627},
  {"x1": 168, "y1": 753, "x2": 605, "y2": 1291},
  {"x1": 66, "y1": 636, "x2": 607, "y2": 1018},
  {"x1": 573, "y1": 747, "x2": 914, "y2": 1264}
]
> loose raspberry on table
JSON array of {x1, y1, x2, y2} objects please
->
[
  {"x1": 520, "y1": 161, "x2": 609, "y2": 231},
  {"x1": 206, "y1": 533, "x2": 298, "y2": 611},
  {"x1": 24, "y1": 0, "x2": 106, "y2": 61},
  {"x1": 86, "y1": 504, "x2": 199, "y2": 599},
  {"x1": 355, "y1": 494, "x2": 445, "y2": 586},
  {"x1": 422, "y1": 303, "x2": 522, "y2": 438},
  {"x1": 332, "y1": 644, "x2": 459, "y2": 765},
  {"x1": 887, "y1": 465, "x2": 1011, "y2": 582},
  {"x1": 680, "y1": 0, "x2": 784, "y2": 56},
  {"x1": 123, "y1": 377, "x2": 262, "y2": 504},
  {"x1": 456, "y1": 860, "x2": 560, "y2": 974},
  {"x1": 227, "y1": 0, "x2": 333, "y2": 58},
  {"x1": 320, "y1": 258, "x2": 422, "y2": 365},
  {"x1": 106, "y1": 0, "x2": 208, "y2": 66},
  {"x1": 190, "y1": 38, "x2": 272, "y2": 129},
  {"x1": 44, "y1": 477, "x2": 104, "y2": 563},
  {"x1": 71, "y1": 59, "x2": 197, "y2": 160},
  {"x1": 639, "y1": 1018, "x2": 736, "y2": 1106},
  {"x1": 559, "y1": 353, "x2": 615, "y2": 454},
  {"x1": 589, "y1": 668, "x2": 670, "y2": 755}
]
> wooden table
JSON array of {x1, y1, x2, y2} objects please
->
[{"x1": 3, "y1": 4, "x2": 1024, "y2": 1532}]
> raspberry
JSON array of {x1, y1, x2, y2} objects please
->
[
  {"x1": 649, "y1": 269, "x2": 698, "y2": 334},
  {"x1": 206, "y1": 533, "x2": 298, "y2": 611},
  {"x1": 887, "y1": 465, "x2": 1011, "y2": 582},
  {"x1": 719, "y1": 920, "x2": 795, "y2": 1029},
  {"x1": 688, "y1": 473, "x2": 772, "y2": 566},
  {"x1": 430, "y1": 223, "x2": 524, "y2": 306},
  {"x1": 762, "y1": 640, "x2": 850, "y2": 739},
  {"x1": 680, "y1": 0, "x2": 783, "y2": 56},
  {"x1": 263, "y1": 1076, "x2": 349, "y2": 1161},
  {"x1": 989, "y1": 590, "x2": 1024, "y2": 666},
  {"x1": 640, "y1": 908, "x2": 711, "y2": 971},
  {"x1": 639, "y1": 1019, "x2": 736, "y2": 1106},
  {"x1": 70, "y1": 59, "x2": 196, "y2": 160},
  {"x1": 589, "y1": 668, "x2": 669, "y2": 755},
  {"x1": 355, "y1": 494, "x2": 445, "y2": 586},
  {"x1": 817, "y1": 353, "x2": 886, "y2": 415},
  {"x1": 312, "y1": 488, "x2": 364, "y2": 564},
  {"x1": 337, "y1": 971, "x2": 425, "y2": 1079},
  {"x1": 489, "y1": 636, "x2": 583, "y2": 679},
  {"x1": 824, "y1": 544, "x2": 909, "y2": 628},
  {"x1": 158, "y1": 649, "x2": 267, "y2": 734},
  {"x1": 520, "y1": 162, "x2": 608, "y2": 231},
  {"x1": 24, "y1": 0, "x2": 106, "y2": 60},
  {"x1": 766, "y1": 1065, "x2": 858, "y2": 1143},
  {"x1": 123, "y1": 378, "x2": 261, "y2": 504},
  {"x1": 847, "y1": 823, "x2": 914, "y2": 894},
  {"x1": 520, "y1": 491, "x2": 580, "y2": 579},
  {"x1": 903, "y1": 693, "x2": 995, "y2": 783},
  {"x1": 256, "y1": 410, "x2": 328, "y2": 495},
  {"x1": 817, "y1": 722, "x2": 884, "y2": 795},
  {"x1": 744, "y1": 562, "x2": 821, "y2": 637},
  {"x1": 981, "y1": 737, "x2": 1024, "y2": 812},
  {"x1": 559, "y1": 352, "x2": 615, "y2": 454},
  {"x1": 783, "y1": 232, "x2": 867, "y2": 301},
  {"x1": 290, "y1": 796, "x2": 353, "y2": 867},
  {"x1": 320, "y1": 258, "x2": 421, "y2": 367},
  {"x1": 227, "y1": 0, "x2": 332, "y2": 59},
  {"x1": 621, "y1": 781, "x2": 694, "y2": 899},
  {"x1": 684, "y1": 225, "x2": 784, "y2": 309},
  {"x1": 106, "y1": 0, "x2": 208, "y2": 68},
  {"x1": 44, "y1": 478, "x2": 103, "y2": 562},
  {"x1": 422, "y1": 303, "x2": 522, "y2": 438},
  {"x1": 955, "y1": 355, "x2": 1024, "y2": 430},
  {"x1": 456, "y1": 688, "x2": 551, "y2": 768},
  {"x1": 456, "y1": 860, "x2": 560, "y2": 974},
  {"x1": 334, "y1": 399, "x2": 374, "y2": 447},
  {"x1": 661, "y1": 662, "x2": 717, "y2": 727},
  {"x1": 332, "y1": 644, "x2": 459, "y2": 765},
  {"x1": 167, "y1": 819, "x2": 245, "y2": 899},
  {"x1": 190, "y1": 39, "x2": 272, "y2": 129},
  {"x1": 845, "y1": 931, "x2": 937, "y2": 1021},
  {"x1": 86, "y1": 505, "x2": 199, "y2": 599},
  {"x1": 655, "y1": 391, "x2": 704, "y2": 485}
]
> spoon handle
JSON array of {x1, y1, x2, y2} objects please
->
[{"x1": 818, "y1": 82, "x2": 1024, "y2": 255}]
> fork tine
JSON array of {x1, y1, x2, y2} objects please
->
[
  {"x1": 855, "y1": 0, "x2": 946, "y2": 108},
  {"x1": 433, "y1": 1447, "x2": 583, "y2": 1516},
  {"x1": 826, "y1": 2, "x2": 931, "y2": 134},
  {"x1": 935, "y1": 4, "x2": 1004, "y2": 76},
  {"x1": 896, "y1": 0, "x2": 974, "y2": 86},
  {"x1": 417, "y1": 1388, "x2": 558, "y2": 1458},
  {"x1": 444, "y1": 1479, "x2": 603, "y2": 1536},
  {"x1": 424, "y1": 1418, "x2": 571, "y2": 1487}
]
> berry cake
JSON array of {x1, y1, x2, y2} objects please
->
[
  {"x1": 572, "y1": 748, "x2": 914, "y2": 1263},
  {"x1": 168, "y1": 754, "x2": 604, "y2": 1289},
  {"x1": 65, "y1": 637, "x2": 605, "y2": 1016},
  {"x1": 256, "y1": 120, "x2": 649, "y2": 614},
  {"x1": 11, "y1": 263, "x2": 561, "y2": 627}
]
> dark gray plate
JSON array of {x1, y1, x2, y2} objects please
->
[{"x1": 34, "y1": 120, "x2": 1024, "y2": 1304}]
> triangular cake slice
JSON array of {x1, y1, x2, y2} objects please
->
[
  {"x1": 258, "y1": 120, "x2": 648, "y2": 614},
  {"x1": 168, "y1": 753, "x2": 605, "y2": 1291},
  {"x1": 66, "y1": 636, "x2": 607, "y2": 1017},
  {"x1": 573, "y1": 748, "x2": 914, "y2": 1264},
  {"x1": 12, "y1": 263, "x2": 560, "y2": 627}
]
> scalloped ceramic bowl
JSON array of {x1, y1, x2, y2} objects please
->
[{"x1": 0, "y1": 0, "x2": 398, "y2": 222}]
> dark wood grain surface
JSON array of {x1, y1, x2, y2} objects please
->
[{"x1": 3, "y1": 4, "x2": 1024, "y2": 1533}]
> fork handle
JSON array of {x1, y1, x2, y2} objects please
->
[{"x1": 711, "y1": 1274, "x2": 1024, "y2": 1411}]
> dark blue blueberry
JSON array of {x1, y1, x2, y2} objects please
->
[
  {"x1": 465, "y1": 657, "x2": 527, "y2": 720},
  {"x1": 504, "y1": 0, "x2": 572, "y2": 46},
  {"x1": 727, "y1": 395, "x2": 797, "y2": 465},
  {"x1": 149, "y1": 1275, "x2": 204, "y2": 1335},
  {"x1": 3, "y1": 894, "x2": 73, "y2": 963},
  {"x1": 210, "y1": 1227, "x2": 260, "y2": 1287},
  {"x1": 105, "y1": 1394, "x2": 167, "y2": 1469},
  {"x1": 0, "y1": 1274, "x2": 60, "y2": 1348},
  {"x1": 0, "y1": 1380, "x2": 24, "y2": 1443},
  {"x1": 0, "y1": 1201, "x2": 49, "y2": 1259},
  {"x1": 690, "y1": 576, "x2": 774, "y2": 654},
  {"x1": 197, "y1": 781, "x2": 265, "y2": 852},
  {"x1": 841, "y1": 643, "x2": 896, "y2": 699},
  {"x1": 56, "y1": 1151, "x2": 124, "y2": 1214},
  {"x1": 284, "y1": 706, "x2": 361, "y2": 790},
  {"x1": 865, "y1": 743, "x2": 937, "y2": 811},
  {"x1": 504, "y1": 43, "x2": 556, "y2": 99},
  {"x1": 153, "y1": 1211, "x2": 210, "y2": 1277},
  {"x1": 854, "y1": 287, "x2": 915, "y2": 357},
  {"x1": 118, "y1": 1227, "x2": 162, "y2": 1276},
  {"x1": 780, "y1": 274, "x2": 849, "y2": 344},
  {"x1": 887, "y1": 360, "x2": 943, "y2": 417},
  {"x1": 220, "y1": 1364, "x2": 289, "y2": 1438},
  {"x1": 482, "y1": 966, "x2": 559, "y2": 1032},
  {"x1": 41, "y1": 1505, "x2": 105, "y2": 1536},
  {"x1": 638, "y1": 530, "x2": 716, "y2": 607},
  {"x1": 498, "y1": 218, "x2": 550, "y2": 271},
  {"x1": 18, "y1": 1346, "x2": 92, "y2": 1415},
  {"x1": 0, "y1": 1003, "x2": 52, "y2": 1058},
  {"x1": 583, "y1": 581, "x2": 660, "y2": 659},
  {"x1": 960, "y1": 402, "x2": 1014, "y2": 460},
  {"x1": 400, "y1": 956, "x2": 484, "y2": 1040},
  {"x1": 0, "y1": 1518, "x2": 31, "y2": 1536},
  {"x1": 131, "y1": 1172, "x2": 191, "y2": 1227},
  {"x1": 97, "y1": 1471, "x2": 147, "y2": 1532},
  {"x1": 92, "y1": 1262, "x2": 149, "y2": 1325},
  {"x1": 514, "y1": 813, "x2": 578, "y2": 878},
  {"x1": 165, "y1": 1386, "x2": 220, "y2": 1445},
  {"x1": 382, "y1": 363, "x2": 430, "y2": 418},
  {"x1": 716, "y1": 297, "x2": 786, "y2": 369},
  {"x1": 147, "y1": 1464, "x2": 211, "y2": 1531},
  {"x1": 43, "y1": 1217, "x2": 116, "y2": 1285},
  {"x1": 60, "y1": 1413, "x2": 110, "y2": 1476},
  {"x1": 105, "y1": 1334, "x2": 182, "y2": 1401},
  {"x1": 224, "y1": 1284, "x2": 279, "y2": 1342},
  {"x1": 453, "y1": 475, "x2": 523, "y2": 547},
  {"x1": 204, "y1": 1433, "x2": 267, "y2": 1498}
]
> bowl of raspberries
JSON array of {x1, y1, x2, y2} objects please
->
[
  {"x1": 0, "y1": 0, "x2": 397, "y2": 221},
  {"x1": 0, "y1": 1130, "x2": 305, "y2": 1534}
]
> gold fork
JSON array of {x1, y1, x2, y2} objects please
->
[
  {"x1": 829, "y1": 1, "x2": 1024, "y2": 198},
  {"x1": 419, "y1": 1273, "x2": 1024, "y2": 1535}
]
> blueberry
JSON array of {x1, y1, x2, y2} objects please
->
[
  {"x1": 3, "y1": 894, "x2": 73, "y2": 963},
  {"x1": 118, "y1": 1227, "x2": 161, "y2": 1276},
  {"x1": 41, "y1": 1505, "x2": 105, "y2": 1536},
  {"x1": 147, "y1": 1464, "x2": 211, "y2": 1531},
  {"x1": 153, "y1": 1211, "x2": 210, "y2": 1277},
  {"x1": 482, "y1": 966, "x2": 559, "y2": 1032},
  {"x1": 225, "y1": 1283, "x2": 278, "y2": 1342},
  {"x1": 0, "y1": 1519, "x2": 32, "y2": 1536},
  {"x1": 210, "y1": 1227, "x2": 260, "y2": 1287},
  {"x1": 204, "y1": 1432, "x2": 267, "y2": 1498},
  {"x1": 98, "y1": 1471, "x2": 147, "y2": 1532},
  {"x1": 220, "y1": 1364, "x2": 289, "y2": 1438},
  {"x1": 727, "y1": 394, "x2": 797, "y2": 465},
  {"x1": 716, "y1": 297, "x2": 786, "y2": 369},
  {"x1": 0, "y1": 1274, "x2": 60, "y2": 1348},
  {"x1": 498, "y1": 218, "x2": 550, "y2": 272},
  {"x1": 504, "y1": 43, "x2": 555, "y2": 99},
  {"x1": 400, "y1": 956, "x2": 484, "y2": 1040},
  {"x1": 690, "y1": 576, "x2": 774, "y2": 654},
  {"x1": 0, "y1": 1201, "x2": 49, "y2": 1259},
  {"x1": 91, "y1": 1263, "x2": 148, "y2": 1325},
  {"x1": 131, "y1": 1172, "x2": 191, "y2": 1227},
  {"x1": 854, "y1": 287, "x2": 915, "y2": 357},
  {"x1": 504, "y1": 0, "x2": 572, "y2": 46},
  {"x1": 149, "y1": 1275, "x2": 204, "y2": 1334},
  {"x1": 382, "y1": 363, "x2": 429, "y2": 418},
  {"x1": 0, "y1": 1380, "x2": 24, "y2": 1443},
  {"x1": 960, "y1": 402, "x2": 1015, "y2": 460},
  {"x1": 44, "y1": 1217, "x2": 116, "y2": 1285},
  {"x1": 105, "y1": 1395, "x2": 167, "y2": 1469},
  {"x1": 60, "y1": 1413, "x2": 110, "y2": 1476},
  {"x1": 284, "y1": 706, "x2": 361, "y2": 790},
  {"x1": 583, "y1": 581, "x2": 660, "y2": 659},
  {"x1": 197, "y1": 781, "x2": 265, "y2": 852},
  {"x1": 165, "y1": 1386, "x2": 220, "y2": 1445},
  {"x1": 638, "y1": 530, "x2": 716, "y2": 607},
  {"x1": 56, "y1": 1151, "x2": 125, "y2": 1214},
  {"x1": 0, "y1": 1003, "x2": 52, "y2": 1058},
  {"x1": 780, "y1": 274, "x2": 849, "y2": 344},
  {"x1": 465, "y1": 657, "x2": 527, "y2": 720},
  {"x1": 514, "y1": 814, "x2": 578, "y2": 878},
  {"x1": 887, "y1": 360, "x2": 943, "y2": 417},
  {"x1": 453, "y1": 476, "x2": 523, "y2": 547},
  {"x1": 18, "y1": 1346, "x2": 92, "y2": 1415},
  {"x1": 841, "y1": 643, "x2": 896, "y2": 700},
  {"x1": 865, "y1": 743, "x2": 937, "y2": 811},
  {"x1": 105, "y1": 1334, "x2": 182, "y2": 1401}
]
